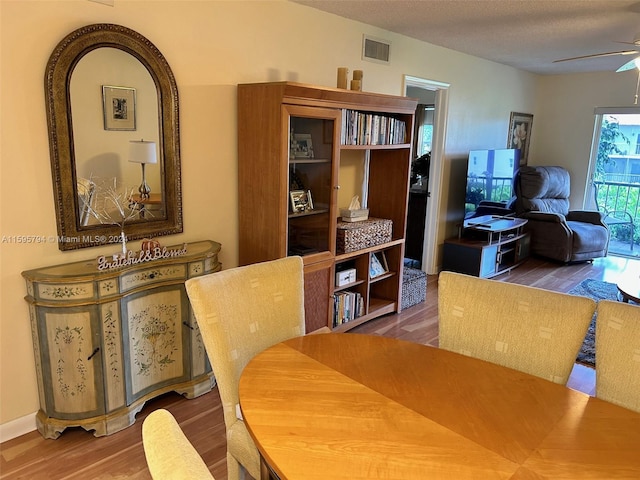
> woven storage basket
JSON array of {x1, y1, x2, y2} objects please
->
[
  {"x1": 336, "y1": 218, "x2": 392, "y2": 254},
  {"x1": 401, "y1": 267, "x2": 426, "y2": 309}
]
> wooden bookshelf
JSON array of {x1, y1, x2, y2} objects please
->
[{"x1": 238, "y1": 82, "x2": 417, "y2": 332}]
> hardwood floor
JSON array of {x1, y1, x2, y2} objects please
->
[{"x1": 2, "y1": 255, "x2": 638, "y2": 480}]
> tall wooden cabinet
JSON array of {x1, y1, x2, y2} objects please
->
[
  {"x1": 238, "y1": 82, "x2": 417, "y2": 332},
  {"x1": 22, "y1": 240, "x2": 221, "y2": 438}
]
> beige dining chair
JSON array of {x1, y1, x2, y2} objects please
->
[
  {"x1": 185, "y1": 256, "x2": 316, "y2": 480},
  {"x1": 595, "y1": 300, "x2": 640, "y2": 413},
  {"x1": 438, "y1": 271, "x2": 596, "y2": 385},
  {"x1": 142, "y1": 408, "x2": 215, "y2": 480}
]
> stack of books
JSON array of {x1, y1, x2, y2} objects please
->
[
  {"x1": 341, "y1": 109, "x2": 407, "y2": 146},
  {"x1": 333, "y1": 290, "x2": 364, "y2": 327}
]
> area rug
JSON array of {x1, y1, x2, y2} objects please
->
[{"x1": 567, "y1": 279, "x2": 619, "y2": 368}]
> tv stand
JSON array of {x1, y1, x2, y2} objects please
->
[{"x1": 443, "y1": 215, "x2": 530, "y2": 278}]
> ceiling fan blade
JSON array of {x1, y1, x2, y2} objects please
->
[
  {"x1": 616, "y1": 57, "x2": 640, "y2": 72},
  {"x1": 553, "y1": 50, "x2": 638, "y2": 63}
]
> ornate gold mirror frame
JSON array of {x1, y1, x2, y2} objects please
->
[{"x1": 45, "y1": 23, "x2": 182, "y2": 251}]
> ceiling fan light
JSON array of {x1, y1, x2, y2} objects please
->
[{"x1": 616, "y1": 57, "x2": 640, "y2": 73}]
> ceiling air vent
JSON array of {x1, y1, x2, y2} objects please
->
[{"x1": 362, "y1": 35, "x2": 391, "y2": 64}]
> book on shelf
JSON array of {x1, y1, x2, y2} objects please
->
[
  {"x1": 341, "y1": 109, "x2": 406, "y2": 146},
  {"x1": 332, "y1": 290, "x2": 364, "y2": 327}
]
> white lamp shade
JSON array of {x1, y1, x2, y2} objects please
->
[{"x1": 129, "y1": 140, "x2": 158, "y2": 164}]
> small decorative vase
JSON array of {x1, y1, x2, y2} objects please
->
[
  {"x1": 141, "y1": 238, "x2": 161, "y2": 252},
  {"x1": 337, "y1": 67, "x2": 349, "y2": 89}
]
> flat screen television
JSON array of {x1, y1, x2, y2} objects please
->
[{"x1": 465, "y1": 148, "x2": 520, "y2": 218}]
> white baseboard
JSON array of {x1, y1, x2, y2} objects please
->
[{"x1": 0, "y1": 413, "x2": 37, "y2": 443}]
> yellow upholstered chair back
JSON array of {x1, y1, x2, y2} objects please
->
[
  {"x1": 185, "y1": 256, "x2": 306, "y2": 480},
  {"x1": 595, "y1": 300, "x2": 640, "y2": 413},
  {"x1": 438, "y1": 271, "x2": 596, "y2": 384},
  {"x1": 142, "y1": 409, "x2": 214, "y2": 480}
]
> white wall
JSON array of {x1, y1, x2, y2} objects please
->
[{"x1": 0, "y1": 0, "x2": 568, "y2": 436}]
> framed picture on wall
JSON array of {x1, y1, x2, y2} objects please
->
[
  {"x1": 507, "y1": 112, "x2": 533, "y2": 165},
  {"x1": 102, "y1": 85, "x2": 137, "y2": 131}
]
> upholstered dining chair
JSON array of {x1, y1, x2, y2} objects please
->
[
  {"x1": 438, "y1": 271, "x2": 596, "y2": 385},
  {"x1": 595, "y1": 300, "x2": 640, "y2": 413},
  {"x1": 142, "y1": 409, "x2": 215, "y2": 480},
  {"x1": 185, "y1": 256, "x2": 310, "y2": 480}
]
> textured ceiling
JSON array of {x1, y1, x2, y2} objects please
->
[{"x1": 291, "y1": 0, "x2": 640, "y2": 75}]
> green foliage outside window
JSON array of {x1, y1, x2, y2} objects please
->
[
  {"x1": 595, "y1": 118, "x2": 630, "y2": 181},
  {"x1": 594, "y1": 117, "x2": 638, "y2": 251}
]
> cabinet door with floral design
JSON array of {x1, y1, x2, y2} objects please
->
[
  {"x1": 39, "y1": 306, "x2": 105, "y2": 419},
  {"x1": 123, "y1": 284, "x2": 189, "y2": 403}
]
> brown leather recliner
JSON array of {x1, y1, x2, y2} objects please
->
[{"x1": 513, "y1": 166, "x2": 609, "y2": 263}]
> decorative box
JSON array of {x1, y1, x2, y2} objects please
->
[
  {"x1": 336, "y1": 268, "x2": 357, "y2": 287},
  {"x1": 340, "y1": 208, "x2": 369, "y2": 222},
  {"x1": 401, "y1": 267, "x2": 427, "y2": 309},
  {"x1": 336, "y1": 218, "x2": 393, "y2": 254}
]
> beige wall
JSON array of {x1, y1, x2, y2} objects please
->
[
  {"x1": 2, "y1": 0, "x2": 632, "y2": 435},
  {"x1": 535, "y1": 71, "x2": 639, "y2": 210}
]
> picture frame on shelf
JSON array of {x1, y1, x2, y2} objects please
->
[
  {"x1": 292, "y1": 133, "x2": 314, "y2": 158},
  {"x1": 290, "y1": 189, "x2": 314, "y2": 213},
  {"x1": 507, "y1": 112, "x2": 533, "y2": 165},
  {"x1": 369, "y1": 251, "x2": 388, "y2": 278},
  {"x1": 102, "y1": 85, "x2": 136, "y2": 131}
]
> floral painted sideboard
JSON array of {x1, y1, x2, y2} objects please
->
[{"x1": 22, "y1": 240, "x2": 221, "y2": 439}]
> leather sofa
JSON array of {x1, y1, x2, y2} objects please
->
[{"x1": 513, "y1": 165, "x2": 609, "y2": 263}]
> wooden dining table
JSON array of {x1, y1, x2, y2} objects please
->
[{"x1": 238, "y1": 333, "x2": 640, "y2": 479}]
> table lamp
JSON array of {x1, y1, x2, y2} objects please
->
[{"x1": 129, "y1": 140, "x2": 157, "y2": 199}]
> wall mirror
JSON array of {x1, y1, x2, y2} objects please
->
[{"x1": 45, "y1": 23, "x2": 182, "y2": 251}]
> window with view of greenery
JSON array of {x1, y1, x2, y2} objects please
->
[{"x1": 593, "y1": 112, "x2": 640, "y2": 255}]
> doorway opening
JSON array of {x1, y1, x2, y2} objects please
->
[
  {"x1": 403, "y1": 75, "x2": 450, "y2": 274},
  {"x1": 587, "y1": 106, "x2": 640, "y2": 258}
]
